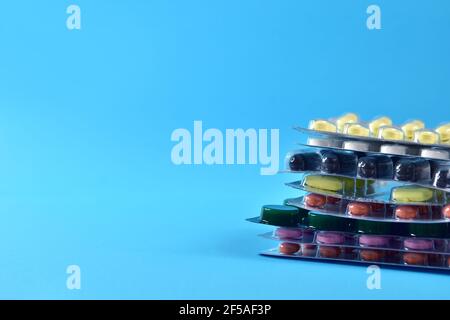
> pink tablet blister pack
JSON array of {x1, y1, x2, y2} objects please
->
[{"x1": 260, "y1": 228, "x2": 450, "y2": 270}]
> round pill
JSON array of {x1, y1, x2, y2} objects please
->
[
  {"x1": 443, "y1": 205, "x2": 450, "y2": 219},
  {"x1": 278, "y1": 242, "x2": 300, "y2": 255},
  {"x1": 302, "y1": 244, "x2": 317, "y2": 257},
  {"x1": 305, "y1": 194, "x2": 326, "y2": 208},
  {"x1": 403, "y1": 252, "x2": 427, "y2": 265},
  {"x1": 360, "y1": 250, "x2": 385, "y2": 262},
  {"x1": 395, "y1": 206, "x2": 418, "y2": 220},
  {"x1": 404, "y1": 238, "x2": 433, "y2": 251},
  {"x1": 316, "y1": 232, "x2": 345, "y2": 244},
  {"x1": 275, "y1": 228, "x2": 303, "y2": 240},
  {"x1": 348, "y1": 202, "x2": 370, "y2": 217},
  {"x1": 359, "y1": 235, "x2": 390, "y2": 247},
  {"x1": 319, "y1": 246, "x2": 341, "y2": 258}
]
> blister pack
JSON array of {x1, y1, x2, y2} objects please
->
[
  {"x1": 262, "y1": 242, "x2": 450, "y2": 271},
  {"x1": 248, "y1": 113, "x2": 450, "y2": 272},
  {"x1": 303, "y1": 113, "x2": 450, "y2": 148},
  {"x1": 284, "y1": 148, "x2": 450, "y2": 191},
  {"x1": 250, "y1": 205, "x2": 450, "y2": 238},
  {"x1": 265, "y1": 227, "x2": 450, "y2": 254},
  {"x1": 284, "y1": 193, "x2": 450, "y2": 223},
  {"x1": 287, "y1": 174, "x2": 449, "y2": 205}
]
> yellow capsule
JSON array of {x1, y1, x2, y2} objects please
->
[
  {"x1": 336, "y1": 113, "x2": 358, "y2": 132},
  {"x1": 369, "y1": 117, "x2": 393, "y2": 136},
  {"x1": 392, "y1": 186, "x2": 434, "y2": 203},
  {"x1": 379, "y1": 127, "x2": 404, "y2": 141},
  {"x1": 304, "y1": 175, "x2": 343, "y2": 192},
  {"x1": 344, "y1": 123, "x2": 370, "y2": 137},
  {"x1": 436, "y1": 123, "x2": 450, "y2": 144},
  {"x1": 414, "y1": 130, "x2": 439, "y2": 145},
  {"x1": 401, "y1": 120, "x2": 425, "y2": 140},
  {"x1": 309, "y1": 120, "x2": 337, "y2": 133}
]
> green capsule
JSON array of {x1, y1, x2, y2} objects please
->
[{"x1": 260, "y1": 205, "x2": 306, "y2": 227}]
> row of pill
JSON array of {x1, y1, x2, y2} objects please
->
[
  {"x1": 258, "y1": 205, "x2": 450, "y2": 238},
  {"x1": 287, "y1": 148, "x2": 450, "y2": 189},
  {"x1": 270, "y1": 228, "x2": 450, "y2": 253},
  {"x1": 306, "y1": 137, "x2": 450, "y2": 160},
  {"x1": 308, "y1": 113, "x2": 450, "y2": 146},
  {"x1": 298, "y1": 193, "x2": 450, "y2": 221},
  {"x1": 275, "y1": 241, "x2": 450, "y2": 267},
  {"x1": 290, "y1": 174, "x2": 449, "y2": 205}
]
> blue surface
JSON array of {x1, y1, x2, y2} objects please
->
[{"x1": 1, "y1": 0, "x2": 450, "y2": 299}]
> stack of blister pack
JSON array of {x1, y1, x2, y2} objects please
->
[{"x1": 248, "y1": 113, "x2": 450, "y2": 270}]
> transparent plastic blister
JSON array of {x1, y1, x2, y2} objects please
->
[
  {"x1": 284, "y1": 148, "x2": 450, "y2": 191},
  {"x1": 285, "y1": 193, "x2": 450, "y2": 222},
  {"x1": 287, "y1": 175, "x2": 383, "y2": 199},
  {"x1": 262, "y1": 242, "x2": 450, "y2": 271},
  {"x1": 281, "y1": 147, "x2": 450, "y2": 192},
  {"x1": 287, "y1": 174, "x2": 449, "y2": 205},
  {"x1": 304, "y1": 114, "x2": 450, "y2": 149},
  {"x1": 249, "y1": 205, "x2": 450, "y2": 238},
  {"x1": 304, "y1": 135, "x2": 450, "y2": 160},
  {"x1": 266, "y1": 227, "x2": 450, "y2": 254},
  {"x1": 248, "y1": 114, "x2": 450, "y2": 272},
  {"x1": 285, "y1": 149, "x2": 359, "y2": 176}
]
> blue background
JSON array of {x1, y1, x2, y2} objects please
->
[{"x1": 0, "y1": 0, "x2": 450, "y2": 299}]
